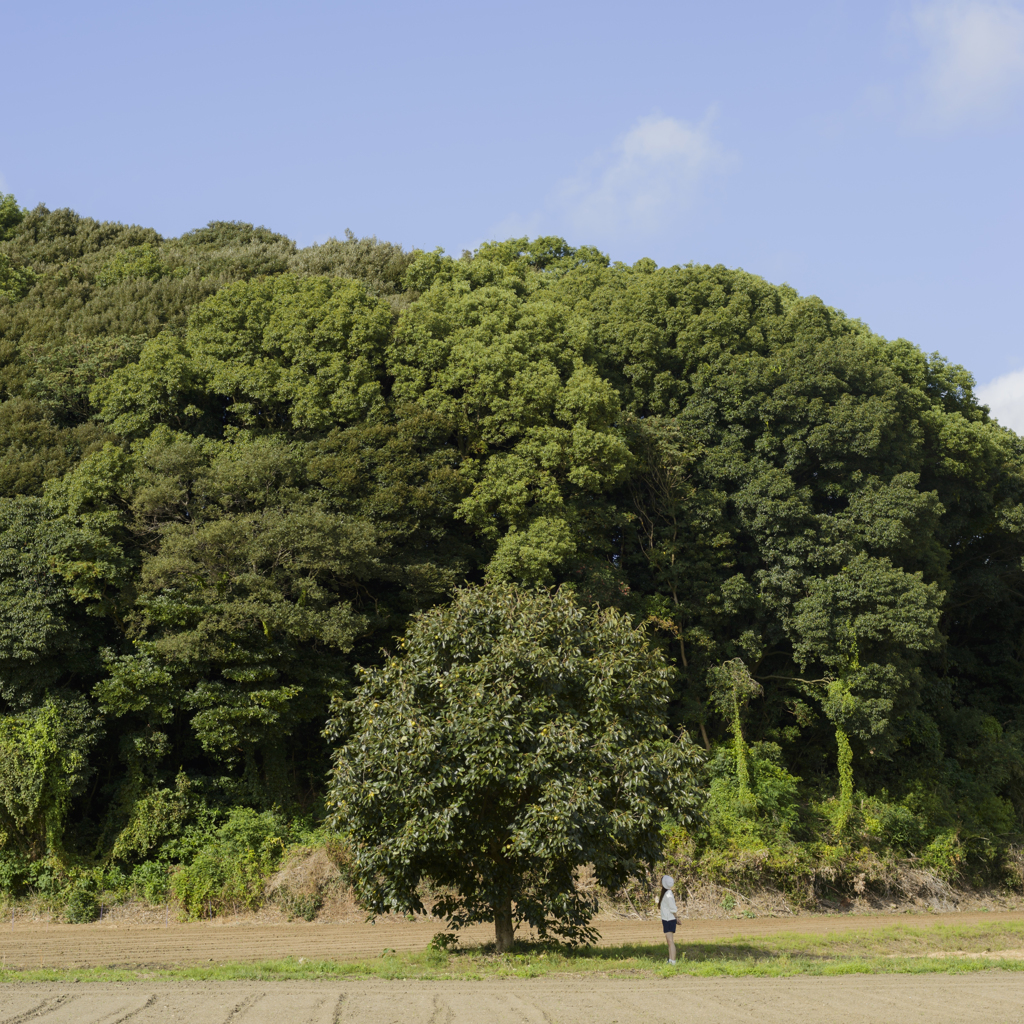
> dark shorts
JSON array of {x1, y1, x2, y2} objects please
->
[{"x1": 662, "y1": 919, "x2": 676, "y2": 933}]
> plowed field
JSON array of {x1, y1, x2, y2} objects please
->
[
  {"x1": 1, "y1": 910, "x2": 1021, "y2": 969},
  {"x1": 5, "y1": 913, "x2": 1024, "y2": 1022},
  {"x1": 3, "y1": 975, "x2": 1024, "y2": 1023}
]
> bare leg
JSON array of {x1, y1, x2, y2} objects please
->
[{"x1": 666, "y1": 933, "x2": 676, "y2": 962}]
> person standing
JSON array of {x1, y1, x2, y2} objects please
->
[{"x1": 659, "y1": 874, "x2": 678, "y2": 964}]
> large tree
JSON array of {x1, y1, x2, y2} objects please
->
[{"x1": 325, "y1": 583, "x2": 703, "y2": 951}]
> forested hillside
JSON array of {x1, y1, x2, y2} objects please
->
[{"x1": 2, "y1": 191, "x2": 1023, "y2": 913}]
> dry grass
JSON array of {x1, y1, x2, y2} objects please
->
[
  {"x1": 592, "y1": 864, "x2": 1022, "y2": 923},
  {"x1": 265, "y1": 847, "x2": 340, "y2": 901}
]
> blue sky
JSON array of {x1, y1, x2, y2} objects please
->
[{"x1": 2, "y1": 0, "x2": 1022, "y2": 425}]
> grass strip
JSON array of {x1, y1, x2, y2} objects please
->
[{"x1": 3, "y1": 954, "x2": 1024, "y2": 983}]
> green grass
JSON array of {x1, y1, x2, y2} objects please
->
[{"x1": 5, "y1": 921, "x2": 1024, "y2": 982}]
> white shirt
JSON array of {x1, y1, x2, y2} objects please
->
[{"x1": 659, "y1": 890, "x2": 677, "y2": 921}]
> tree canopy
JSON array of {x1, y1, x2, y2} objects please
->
[{"x1": 1, "y1": 195, "x2": 1023, "y2": 900}]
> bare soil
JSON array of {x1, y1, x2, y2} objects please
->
[
  {"x1": 2, "y1": 910, "x2": 1024, "y2": 970},
  {"x1": 3, "y1": 975, "x2": 1024, "y2": 1023}
]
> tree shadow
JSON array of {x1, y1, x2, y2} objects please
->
[
  {"x1": 568, "y1": 940, "x2": 780, "y2": 962},
  {"x1": 453, "y1": 938, "x2": 784, "y2": 962}
]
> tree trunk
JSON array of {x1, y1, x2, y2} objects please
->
[
  {"x1": 698, "y1": 720, "x2": 711, "y2": 752},
  {"x1": 493, "y1": 893, "x2": 515, "y2": 953}
]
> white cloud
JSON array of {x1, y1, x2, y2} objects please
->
[
  {"x1": 977, "y1": 366, "x2": 1024, "y2": 433},
  {"x1": 482, "y1": 112, "x2": 730, "y2": 252},
  {"x1": 555, "y1": 114, "x2": 727, "y2": 237},
  {"x1": 910, "y1": 1, "x2": 1024, "y2": 123}
]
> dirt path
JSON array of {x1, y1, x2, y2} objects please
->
[
  {"x1": 2, "y1": 910, "x2": 1023, "y2": 970},
  {"x1": 2, "y1": 975, "x2": 1024, "y2": 1023}
]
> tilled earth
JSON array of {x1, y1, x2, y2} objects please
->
[
  {"x1": 3, "y1": 976, "x2": 1024, "y2": 1023},
  {"x1": 4, "y1": 911, "x2": 1023, "y2": 969},
  {"x1": 4, "y1": 913, "x2": 1024, "y2": 1023}
]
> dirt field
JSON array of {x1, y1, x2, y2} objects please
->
[
  {"x1": 3, "y1": 910, "x2": 1024, "y2": 969},
  {"x1": 2, "y1": 975, "x2": 1024, "y2": 1023},
  {"x1": 5, "y1": 913, "x2": 1024, "y2": 1022}
]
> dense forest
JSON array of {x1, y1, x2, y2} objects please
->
[{"x1": 2, "y1": 190, "x2": 1023, "y2": 917}]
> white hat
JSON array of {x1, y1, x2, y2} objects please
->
[{"x1": 661, "y1": 875, "x2": 674, "y2": 889}]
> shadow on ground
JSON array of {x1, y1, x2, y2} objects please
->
[{"x1": 455, "y1": 939, "x2": 785, "y2": 963}]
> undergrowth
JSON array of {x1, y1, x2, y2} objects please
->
[
  {"x1": 652, "y1": 740, "x2": 1024, "y2": 911},
  {"x1": 0, "y1": 802, "x2": 346, "y2": 924},
  {"x1": 2, "y1": 738, "x2": 1023, "y2": 925}
]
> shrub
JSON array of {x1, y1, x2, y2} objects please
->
[
  {"x1": 170, "y1": 807, "x2": 285, "y2": 919},
  {"x1": 920, "y1": 829, "x2": 964, "y2": 881},
  {"x1": 130, "y1": 860, "x2": 171, "y2": 903},
  {"x1": 876, "y1": 803, "x2": 926, "y2": 851},
  {"x1": 63, "y1": 877, "x2": 100, "y2": 923},
  {"x1": 0, "y1": 849, "x2": 30, "y2": 895},
  {"x1": 275, "y1": 888, "x2": 323, "y2": 921}
]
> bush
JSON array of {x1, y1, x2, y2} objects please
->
[
  {"x1": 130, "y1": 860, "x2": 171, "y2": 903},
  {"x1": 170, "y1": 807, "x2": 285, "y2": 919},
  {"x1": 64, "y1": 878, "x2": 100, "y2": 923},
  {"x1": 920, "y1": 829, "x2": 964, "y2": 881},
  {"x1": 0, "y1": 849, "x2": 30, "y2": 894},
  {"x1": 24, "y1": 856, "x2": 64, "y2": 896},
  {"x1": 275, "y1": 887, "x2": 323, "y2": 921},
  {"x1": 876, "y1": 803, "x2": 926, "y2": 851}
]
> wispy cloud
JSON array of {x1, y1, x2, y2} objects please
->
[
  {"x1": 556, "y1": 114, "x2": 728, "y2": 237},
  {"x1": 978, "y1": 366, "x2": 1024, "y2": 433},
  {"x1": 488, "y1": 112, "x2": 730, "y2": 248},
  {"x1": 908, "y1": 1, "x2": 1024, "y2": 124}
]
